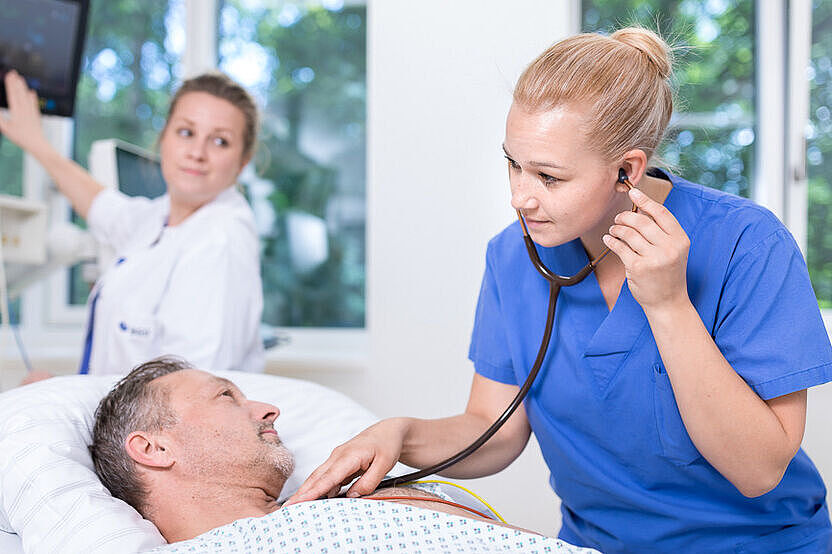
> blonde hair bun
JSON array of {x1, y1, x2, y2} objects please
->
[
  {"x1": 610, "y1": 27, "x2": 673, "y2": 80},
  {"x1": 514, "y1": 27, "x2": 675, "y2": 164}
]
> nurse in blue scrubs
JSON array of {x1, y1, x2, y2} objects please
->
[{"x1": 288, "y1": 27, "x2": 832, "y2": 552}]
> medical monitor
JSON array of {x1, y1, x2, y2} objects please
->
[
  {"x1": 88, "y1": 139, "x2": 167, "y2": 199},
  {"x1": 0, "y1": 0, "x2": 90, "y2": 117}
]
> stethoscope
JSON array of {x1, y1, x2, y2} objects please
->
[{"x1": 375, "y1": 168, "x2": 637, "y2": 489}]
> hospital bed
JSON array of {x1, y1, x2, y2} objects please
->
[{"x1": 0, "y1": 372, "x2": 595, "y2": 553}]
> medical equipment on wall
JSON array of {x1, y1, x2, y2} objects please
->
[
  {"x1": 0, "y1": 0, "x2": 93, "y2": 290},
  {"x1": 88, "y1": 139, "x2": 166, "y2": 199},
  {"x1": 0, "y1": 0, "x2": 90, "y2": 117},
  {"x1": 0, "y1": 195, "x2": 48, "y2": 324},
  {"x1": 0, "y1": 139, "x2": 148, "y2": 388},
  {"x1": 0, "y1": 195, "x2": 47, "y2": 387},
  {"x1": 375, "y1": 169, "x2": 638, "y2": 489},
  {"x1": 0, "y1": 140, "x2": 161, "y2": 303}
]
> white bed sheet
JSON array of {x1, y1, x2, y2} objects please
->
[
  {"x1": 0, "y1": 529, "x2": 22, "y2": 553},
  {"x1": 0, "y1": 371, "x2": 379, "y2": 553}
]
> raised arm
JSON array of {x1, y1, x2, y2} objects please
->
[
  {"x1": 605, "y1": 187, "x2": 809, "y2": 497},
  {"x1": 0, "y1": 70, "x2": 103, "y2": 218},
  {"x1": 285, "y1": 373, "x2": 532, "y2": 504}
]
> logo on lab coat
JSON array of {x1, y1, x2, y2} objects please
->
[{"x1": 118, "y1": 321, "x2": 151, "y2": 337}]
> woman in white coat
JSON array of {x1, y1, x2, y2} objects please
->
[{"x1": 0, "y1": 70, "x2": 264, "y2": 377}]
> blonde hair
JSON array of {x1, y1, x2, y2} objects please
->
[
  {"x1": 513, "y1": 27, "x2": 674, "y2": 164},
  {"x1": 164, "y1": 72, "x2": 259, "y2": 162}
]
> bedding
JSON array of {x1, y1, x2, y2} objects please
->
[
  {"x1": 0, "y1": 371, "x2": 588, "y2": 553},
  {"x1": 0, "y1": 371, "x2": 379, "y2": 553},
  {"x1": 146, "y1": 498, "x2": 598, "y2": 554}
]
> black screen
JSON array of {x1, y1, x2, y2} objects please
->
[
  {"x1": 0, "y1": 0, "x2": 89, "y2": 116},
  {"x1": 116, "y1": 146, "x2": 167, "y2": 200}
]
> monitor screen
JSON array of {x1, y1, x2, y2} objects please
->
[
  {"x1": 0, "y1": 0, "x2": 89, "y2": 117},
  {"x1": 115, "y1": 145, "x2": 167, "y2": 199}
]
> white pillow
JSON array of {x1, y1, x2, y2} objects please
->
[{"x1": 0, "y1": 371, "x2": 378, "y2": 554}]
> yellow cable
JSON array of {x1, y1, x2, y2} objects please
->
[{"x1": 407, "y1": 479, "x2": 506, "y2": 523}]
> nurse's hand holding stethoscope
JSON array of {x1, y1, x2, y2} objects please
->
[
  {"x1": 603, "y1": 187, "x2": 691, "y2": 312},
  {"x1": 283, "y1": 418, "x2": 409, "y2": 505}
]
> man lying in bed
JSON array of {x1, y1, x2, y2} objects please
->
[{"x1": 88, "y1": 356, "x2": 520, "y2": 544}]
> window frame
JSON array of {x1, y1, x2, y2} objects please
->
[
  {"x1": 18, "y1": 0, "x2": 826, "y2": 362},
  {"x1": 19, "y1": 0, "x2": 369, "y2": 369}
]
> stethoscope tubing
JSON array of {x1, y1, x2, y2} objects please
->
[
  {"x1": 372, "y1": 173, "x2": 637, "y2": 491},
  {"x1": 376, "y1": 281, "x2": 561, "y2": 489}
]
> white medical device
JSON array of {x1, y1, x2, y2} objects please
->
[
  {"x1": 0, "y1": 195, "x2": 47, "y2": 264},
  {"x1": 88, "y1": 139, "x2": 166, "y2": 199},
  {"x1": 0, "y1": 193, "x2": 48, "y2": 296},
  {"x1": 0, "y1": 194, "x2": 48, "y2": 387}
]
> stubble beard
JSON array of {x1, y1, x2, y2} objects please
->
[{"x1": 257, "y1": 429, "x2": 296, "y2": 485}]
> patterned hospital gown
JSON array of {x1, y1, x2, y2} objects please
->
[{"x1": 147, "y1": 498, "x2": 598, "y2": 553}]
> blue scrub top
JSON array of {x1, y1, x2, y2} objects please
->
[{"x1": 469, "y1": 170, "x2": 832, "y2": 553}]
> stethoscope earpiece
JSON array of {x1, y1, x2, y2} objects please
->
[
  {"x1": 617, "y1": 168, "x2": 629, "y2": 184},
  {"x1": 617, "y1": 168, "x2": 636, "y2": 192}
]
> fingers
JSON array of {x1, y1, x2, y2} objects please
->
[
  {"x1": 612, "y1": 210, "x2": 665, "y2": 246},
  {"x1": 285, "y1": 441, "x2": 387, "y2": 505},
  {"x1": 602, "y1": 233, "x2": 638, "y2": 266},
  {"x1": 608, "y1": 222, "x2": 653, "y2": 255},
  {"x1": 5, "y1": 71, "x2": 40, "y2": 119},
  {"x1": 345, "y1": 453, "x2": 395, "y2": 498},
  {"x1": 0, "y1": 71, "x2": 48, "y2": 153},
  {"x1": 284, "y1": 456, "x2": 356, "y2": 505},
  {"x1": 5, "y1": 70, "x2": 31, "y2": 111},
  {"x1": 284, "y1": 420, "x2": 405, "y2": 507},
  {"x1": 628, "y1": 188, "x2": 683, "y2": 236}
]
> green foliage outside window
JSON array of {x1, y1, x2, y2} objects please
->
[
  {"x1": 73, "y1": 0, "x2": 178, "y2": 169},
  {"x1": 0, "y1": 140, "x2": 23, "y2": 197},
  {"x1": 808, "y1": 0, "x2": 832, "y2": 307},
  {"x1": 220, "y1": 1, "x2": 366, "y2": 327},
  {"x1": 582, "y1": 0, "x2": 755, "y2": 197},
  {"x1": 0, "y1": 141, "x2": 23, "y2": 323},
  {"x1": 68, "y1": 0, "x2": 181, "y2": 305},
  {"x1": 69, "y1": 0, "x2": 367, "y2": 328}
]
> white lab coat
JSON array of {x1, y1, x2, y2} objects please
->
[{"x1": 84, "y1": 186, "x2": 265, "y2": 375}]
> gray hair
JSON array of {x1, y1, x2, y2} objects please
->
[{"x1": 89, "y1": 356, "x2": 191, "y2": 514}]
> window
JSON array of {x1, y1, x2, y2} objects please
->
[
  {"x1": 46, "y1": 0, "x2": 366, "y2": 334},
  {"x1": 0, "y1": 134, "x2": 24, "y2": 325},
  {"x1": 582, "y1": 1, "x2": 756, "y2": 197},
  {"x1": 66, "y1": 0, "x2": 184, "y2": 306},
  {"x1": 0, "y1": 141, "x2": 23, "y2": 197},
  {"x1": 808, "y1": 0, "x2": 832, "y2": 307},
  {"x1": 218, "y1": 0, "x2": 366, "y2": 327},
  {"x1": 582, "y1": 1, "x2": 832, "y2": 313}
]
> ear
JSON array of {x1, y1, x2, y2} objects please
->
[
  {"x1": 615, "y1": 149, "x2": 649, "y2": 192},
  {"x1": 125, "y1": 431, "x2": 175, "y2": 469},
  {"x1": 237, "y1": 153, "x2": 253, "y2": 175}
]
